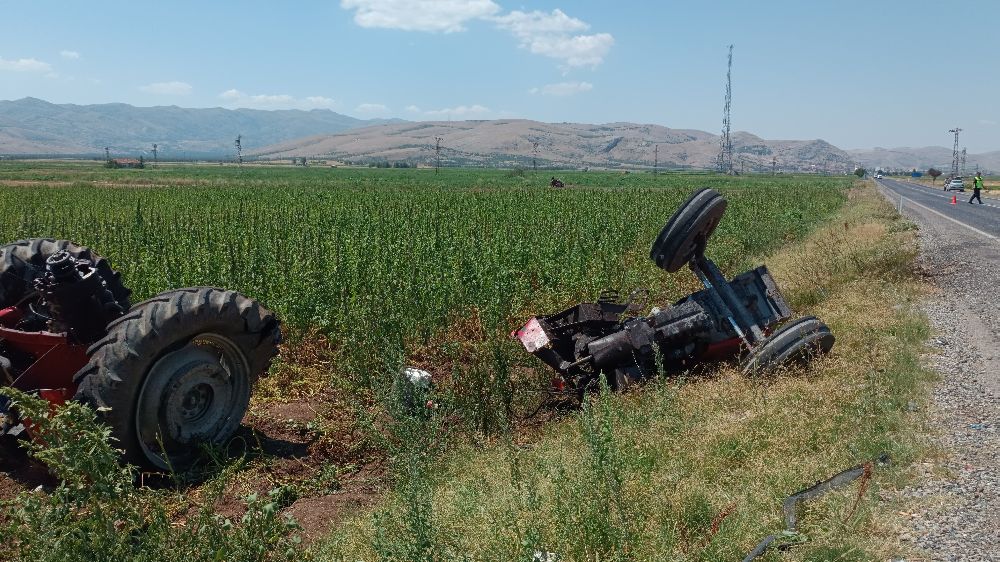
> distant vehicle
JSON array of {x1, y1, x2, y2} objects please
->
[
  {"x1": 945, "y1": 177, "x2": 965, "y2": 191},
  {"x1": 874, "y1": 173, "x2": 883, "y2": 179}
]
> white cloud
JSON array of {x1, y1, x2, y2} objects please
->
[
  {"x1": 492, "y1": 8, "x2": 588, "y2": 36},
  {"x1": 340, "y1": 3, "x2": 613, "y2": 68},
  {"x1": 405, "y1": 105, "x2": 422, "y2": 113},
  {"x1": 355, "y1": 102, "x2": 389, "y2": 114},
  {"x1": 219, "y1": 89, "x2": 337, "y2": 109},
  {"x1": 493, "y1": 9, "x2": 613, "y2": 68},
  {"x1": 0, "y1": 56, "x2": 52, "y2": 73},
  {"x1": 530, "y1": 81, "x2": 593, "y2": 96},
  {"x1": 341, "y1": 0, "x2": 499, "y2": 33},
  {"x1": 60, "y1": 50, "x2": 80, "y2": 60},
  {"x1": 139, "y1": 81, "x2": 193, "y2": 95},
  {"x1": 305, "y1": 96, "x2": 337, "y2": 107},
  {"x1": 419, "y1": 104, "x2": 491, "y2": 118}
]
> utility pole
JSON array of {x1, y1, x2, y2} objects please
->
[
  {"x1": 653, "y1": 144, "x2": 658, "y2": 175},
  {"x1": 948, "y1": 128, "x2": 961, "y2": 179},
  {"x1": 151, "y1": 144, "x2": 158, "y2": 168},
  {"x1": 718, "y1": 44, "x2": 734, "y2": 175},
  {"x1": 532, "y1": 141, "x2": 539, "y2": 173},
  {"x1": 771, "y1": 156, "x2": 777, "y2": 176},
  {"x1": 434, "y1": 136, "x2": 443, "y2": 173},
  {"x1": 235, "y1": 135, "x2": 243, "y2": 166},
  {"x1": 104, "y1": 146, "x2": 110, "y2": 163}
]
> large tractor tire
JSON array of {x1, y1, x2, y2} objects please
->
[
  {"x1": 740, "y1": 316, "x2": 835, "y2": 375},
  {"x1": 74, "y1": 287, "x2": 281, "y2": 470},
  {"x1": 0, "y1": 238, "x2": 131, "y2": 310},
  {"x1": 650, "y1": 188, "x2": 728, "y2": 273}
]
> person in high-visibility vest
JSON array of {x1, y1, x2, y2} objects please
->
[{"x1": 969, "y1": 172, "x2": 984, "y2": 204}]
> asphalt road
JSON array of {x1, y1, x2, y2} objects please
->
[{"x1": 877, "y1": 177, "x2": 1000, "y2": 238}]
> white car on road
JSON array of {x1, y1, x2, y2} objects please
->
[{"x1": 945, "y1": 177, "x2": 965, "y2": 192}]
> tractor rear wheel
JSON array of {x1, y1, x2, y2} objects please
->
[
  {"x1": 74, "y1": 287, "x2": 280, "y2": 470},
  {"x1": 650, "y1": 188, "x2": 728, "y2": 273},
  {"x1": 0, "y1": 238, "x2": 131, "y2": 310},
  {"x1": 740, "y1": 316, "x2": 834, "y2": 375}
]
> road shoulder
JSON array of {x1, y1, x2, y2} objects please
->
[{"x1": 882, "y1": 185, "x2": 1000, "y2": 560}]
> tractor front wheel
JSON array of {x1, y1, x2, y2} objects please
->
[
  {"x1": 740, "y1": 316, "x2": 834, "y2": 376},
  {"x1": 74, "y1": 287, "x2": 280, "y2": 470},
  {"x1": 650, "y1": 188, "x2": 728, "y2": 273}
]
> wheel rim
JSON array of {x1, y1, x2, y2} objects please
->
[{"x1": 135, "y1": 333, "x2": 251, "y2": 470}]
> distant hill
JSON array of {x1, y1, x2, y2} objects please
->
[
  {"x1": 0, "y1": 97, "x2": 871, "y2": 171},
  {"x1": 255, "y1": 120, "x2": 856, "y2": 172},
  {"x1": 0, "y1": 97, "x2": 400, "y2": 158},
  {"x1": 848, "y1": 146, "x2": 1000, "y2": 173}
]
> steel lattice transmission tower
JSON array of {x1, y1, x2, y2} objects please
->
[
  {"x1": 434, "y1": 136, "x2": 443, "y2": 173},
  {"x1": 961, "y1": 147, "x2": 967, "y2": 176},
  {"x1": 717, "y1": 45, "x2": 735, "y2": 174},
  {"x1": 948, "y1": 128, "x2": 961, "y2": 178},
  {"x1": 151, "y1": 144, "x2": 158, "y2": 168},
  {"x1": 234, "y1": 135, "x2": 243, "y2": 166}
]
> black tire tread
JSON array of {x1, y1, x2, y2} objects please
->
[{"x1": 650, "y1": 189, "x2": 728, "y2": 273}]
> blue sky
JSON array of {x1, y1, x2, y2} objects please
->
[{"x1": 1, "y1": 0, "x2": 998, "y2": 151}]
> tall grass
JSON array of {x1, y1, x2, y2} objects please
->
[{"x1": 0, "y1": 388, "x2": 307, "y2": 562}]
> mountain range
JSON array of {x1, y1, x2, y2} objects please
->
[
  {"x1": 254, "y1": 120, "x2": 856, "y2": 172},
  {"x1": 0, "y1": 97, "x2": 996, "y2": 172},
  {"x1": 0, "y1": 97, "x2": 397, "y2": 158}
]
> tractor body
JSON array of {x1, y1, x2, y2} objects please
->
[
  {"x1": 514, "y1": 188, "x2": 835, "y2": 394},
  {"x1": 0, "y1": 240, "x2": 280, "y2": 470},
  {"x1": 0, "y1": 252, "x2": 123, "y2": 413}
]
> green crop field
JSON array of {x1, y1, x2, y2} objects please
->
[{"x1": 0, "y1": 162, "x2": 850, "y2": 378}]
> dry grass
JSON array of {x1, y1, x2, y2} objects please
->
[{"x1": 314, "y1": 184, "x2": 934, "y2": 561}]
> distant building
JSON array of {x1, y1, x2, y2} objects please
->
[{"x1": 109, "y1": 158, "x2": 143, "y2": 169}]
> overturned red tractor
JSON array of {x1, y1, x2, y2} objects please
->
[
  {"x1": 0, "y1": 239, "x2": 280, "y2": 470},
  {"x1": 515, "y1": 188, "x2": 835, "y2": 395}
]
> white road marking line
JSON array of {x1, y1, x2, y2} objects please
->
[
  {"x1": 887, "y1": 180, "x2": 1000, "y2": 210},
  {"x1": 882, "y1": 185, "x2": 998, "y2": 242}
]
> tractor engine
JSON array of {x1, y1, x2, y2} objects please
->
[{"x1": 34, "y1": 251, "x2": 126, "y2": 344}]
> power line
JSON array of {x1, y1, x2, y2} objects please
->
[{"x1": 718, "y1": 44, "x2": 734, "y2": 175}]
